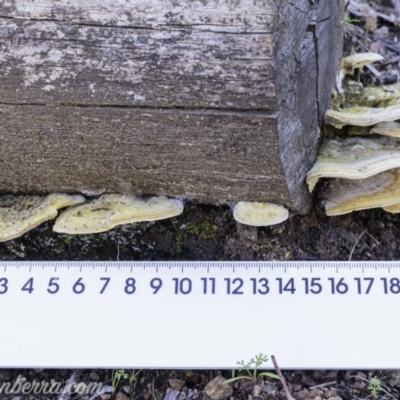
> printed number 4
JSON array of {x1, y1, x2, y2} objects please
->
[{"x1": 22, "y1": 278, "x2": 34, "y2": 294}]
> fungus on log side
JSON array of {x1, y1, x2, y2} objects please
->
[
  {"x1": 0, "y1": 0, "x2": 344, "y2": 214},
  {"x1": 0, "y1": 194, "x2": 85, "y2": 241},
  {"x1": 382, "y1": 202, "x2": 400, "y2": 213},
  {"x1": 340, "y1": 52, "x2": 384, "y2": 75},
  {"x1": 323, "y1": 170, "x2": 400, "y2": 216},
  {"x1": 370, "y1": 122, "x2": 400, "y2": 137},
  {"x1": 325, "y1": 104, "x2": 400, "y2": 129},
  {"x1": 306, "y1": 137, "x2": 400, "y2": 191},
  {"x1": 53, "y1": 195, "x2": 184, "y2": 234}
]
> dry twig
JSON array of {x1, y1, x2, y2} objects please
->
[{"x1": 271, "y1": 355, "x2": 295, "y2": 400}]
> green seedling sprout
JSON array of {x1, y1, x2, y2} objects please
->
[
  {"x1": 224, "y1": 353, "x2": 279, "y2": 384},
  {"x1": 111, "y1": 369, "x2": 129, "y2": 391},
  {"x1": 368, "y1": 378, "x2": 382, "y2": 396}
]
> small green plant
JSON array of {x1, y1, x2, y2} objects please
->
[
  {"x1": 224, "y1": 353, "x2": 279, "y2": 384},
  {"x1": 368, "y1": 378, "x2": 382, "y2": 396},
  {"x1": 174, "y1": 234, "x2": 183, "y2": 254},
  {"x1": 343, "y1": 14, "x2": 360, "y2": 24},
  {"x1": 129, "y1": 369, "x2": 142, "y2": 384},
  {"x1": 111, "y1": 369, "x2": 129, "y2": 391}
]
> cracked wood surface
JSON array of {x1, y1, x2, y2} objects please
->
[{"x1": 0, "y1": 0, "x2": 343, "y2": 213}]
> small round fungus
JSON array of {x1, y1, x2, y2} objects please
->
[
  {"x1": 53, "y1": 194, "x2": 184, "y2": 234},
  {"x1": 0, "y1": 193, "x2": 85, "y2": 242},
  {"x1": 233, "y1": 202, "x2": 288, "y2": 227}
]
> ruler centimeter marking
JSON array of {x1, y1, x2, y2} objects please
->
[{"x1": 0, "y1": 260, "x2": 399, "y2": 369}]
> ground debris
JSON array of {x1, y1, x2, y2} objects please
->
[{"x1": 203, "y1": 376, "x2": 233, "y2": 400}]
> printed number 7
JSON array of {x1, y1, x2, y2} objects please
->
[{"x1": 100, "y1": 277, "x2": 110, "y2": 294}]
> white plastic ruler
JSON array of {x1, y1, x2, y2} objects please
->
[{"x1": 0, "y1": 261, "x2": 399, "y2": 369}]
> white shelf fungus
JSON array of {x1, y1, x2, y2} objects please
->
[
  {"x1": 306, "y1": 137, "x2": 400, "y2": 192},
  {"x1": 341, "y1": 53, "x2": 384, "y2": 75},
  {"x1": 369, "y1": 121, "x2": 400, "y2": 137},
  {"x1": 324, "y1": 170, "x2": 400, "y2": 216},
  {"x1": 382, "y1": 202, "x2": 400, "y2": 213},
  {"x1": 325, "y1": 104, "x2": 400, "y2": 129},
  {"x1": 233, "y1": 202, "x2": 288, "y2": 227},
  {"x1": 0, "y1": 193, "x2": 85, "y2": 241},
  {"x1": 337, "y1": 53, "x2": 384, "y2": 94},
  {"x1": 53, "y1": 194, "x2": 184, "y2": 234}
]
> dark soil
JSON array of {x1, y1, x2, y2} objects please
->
[{"x1": 1, "y1": 0, "x2": 400, "y2": 399}]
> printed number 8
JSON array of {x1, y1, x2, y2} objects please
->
[{"x1": 125, "y1": 278, "x2": 136, "y2": 294}]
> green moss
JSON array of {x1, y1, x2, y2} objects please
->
[
  {"x1": 187, "y1": 220, "x2": 217, "y2": 239},
  {"x1": 174, "y1": 234, "x2": 183, "y2": 255},
  {"x1": 58, "y1": 234, "x2": 74, "y2": 254}
]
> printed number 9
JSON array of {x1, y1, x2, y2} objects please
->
[{"x1": 150, "y1": 278, "x2": 162, "y2": 294}]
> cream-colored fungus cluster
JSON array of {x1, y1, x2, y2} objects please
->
[
  {"x1": 54, "y1": 195, "x2": 184, "y2": 234},
  {"x1": 307, "y1": 52, "x2": 400, "y2": 216},
  {"x1": 0, "y1": 194, "x2": 184, "y2": 241},
  {"x1": 0, "y1": 192, "x2": 289, "y2": 238},
  {"x1": 0, "y1": 194, "x2": 85, "y2": 241}
]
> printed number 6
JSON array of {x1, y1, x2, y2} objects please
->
[{"x1": 73, "y1": 278, "x2": 85, "y2": 294}]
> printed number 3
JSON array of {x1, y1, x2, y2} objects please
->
[{"x1": 0, "y1": 278, "x2": 8, "y2": 294}]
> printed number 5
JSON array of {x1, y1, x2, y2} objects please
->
[{"x1": 47, "y1": 277, "x2": 60, "y2": 294}]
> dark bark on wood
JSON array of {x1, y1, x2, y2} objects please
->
[{"x1": 0, "y1": 0, "x2": 344, "y2": 213}]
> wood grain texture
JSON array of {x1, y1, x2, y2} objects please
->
[
  {"x1": 0, "y1": 105, "x2": 291, "y2": 205},
  {"x1": 0, "y1": 0, "x2": 344, "y2": 213}
]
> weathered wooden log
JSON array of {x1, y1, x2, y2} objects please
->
[{"x1": 0, "y1": 0, "x2": 343, "y2": 213}]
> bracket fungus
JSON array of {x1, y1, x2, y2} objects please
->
[
  {"x1": 348, "y1": 121, "x2": 400, "y2": 137},
  {"x1": 369, "y1": 121, "x2": 400, "y2": 137},
  {"x1": 337, "y1": 53, "x2": 384, "y2": 93},
  {"x1": 306, "y1": 137, "x2": 400, "y2": 192},
  {"x1": 53, "y1": 194, "x2": 184, "y2": 234},
  {"x1": 325, "y1": 103, "x2": 400, "y2": 129},
  {"x1": 0, "y1": 193, "x2": 85, "y2": 241},
  {"x1": 323, "y1": 170, "x2": 400, "y2": 216},
  {"x1": 382, "y1": 202, "x2": 400, "y2": 213},
  {"x1": 233, "y1": 202, "x2": 289, "y2": 227},
  {"x1": 340, "y1": 53, "x2": 384, "y2": 76}
]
